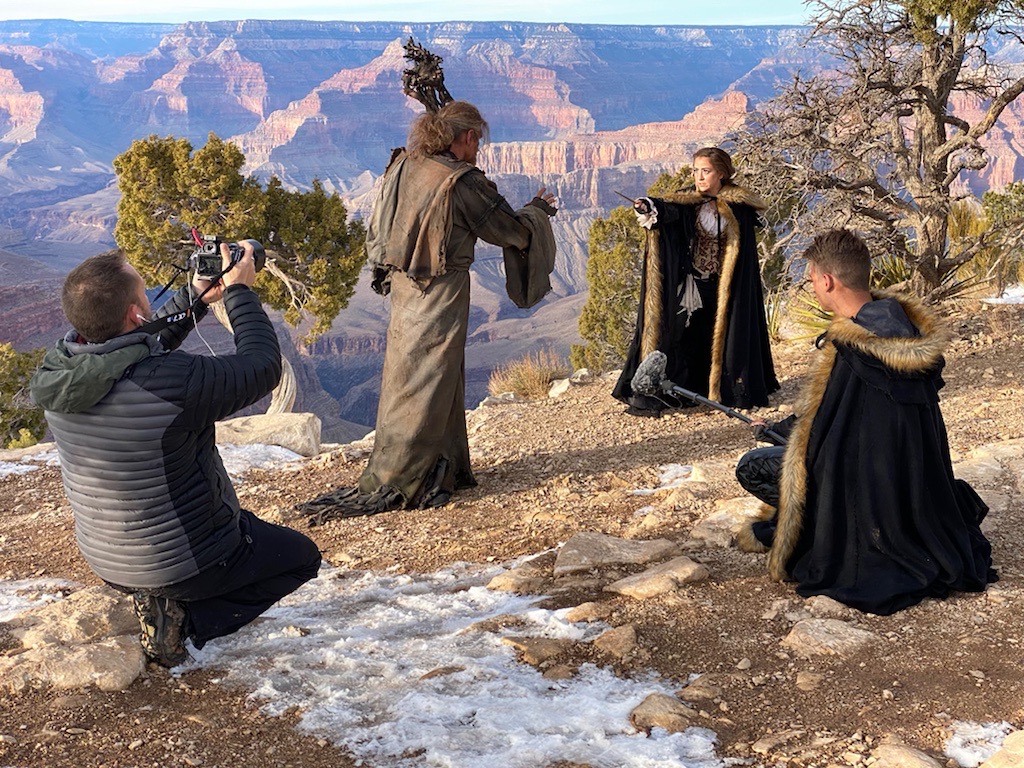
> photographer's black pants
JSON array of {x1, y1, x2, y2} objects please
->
[
  {"x1": 735, "y1": 446, "x2": 786, "y2": 508},
  {"x1": 142, "y1": 509, "x2": 322, "y2": 649}
]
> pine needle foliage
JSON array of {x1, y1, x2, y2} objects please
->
[
  {"x1": 113, "y1": 133, "x2": 365, "y2": 343},
  {"x1": 0, "y1": 344, "x2": 46, "y2": 449}
]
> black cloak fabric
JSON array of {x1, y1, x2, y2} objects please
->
[
  {"x1": 739, "y1": 292, "x2": 996, "y2": 615},
  {"x1": 612, "y1": 185, "x2": 779, "y2": 412}
]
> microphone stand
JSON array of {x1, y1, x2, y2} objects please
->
[{"x1": 659, "y1": 380, "x2": 788, "y2": 446}]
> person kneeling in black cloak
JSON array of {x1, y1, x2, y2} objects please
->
[{"x1": 735, "y1": 228, "x2": 996, "y2": 615}]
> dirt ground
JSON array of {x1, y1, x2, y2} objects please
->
[{"x1": 1, "y1": 299, "x2": 1023, "y2": 768}]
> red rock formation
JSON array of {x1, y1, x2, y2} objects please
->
[
  {"x1": 0, "y1": 60, "x2": 44, "y2": 142},
  {"x1": 479, "y1": 91, "x2": 748, "y2": 177}
]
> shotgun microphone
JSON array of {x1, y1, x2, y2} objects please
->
[
  {"x1": 629, "y1": 351, "x2": 788, "y2": 445},
  {"x1": 630, "y1": 351, "x2": 668, "y2": 396}
]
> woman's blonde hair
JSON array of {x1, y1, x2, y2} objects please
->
[
  {"x1": 407, "y1": 100, "x2": 490, "y2": 158},
  {"x1": 692, "y1": 147, "x2": 736, "y2": 186}
]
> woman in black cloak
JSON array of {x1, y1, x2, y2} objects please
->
[{"x1": 613, "y1": 147, "x2": 779, "y2": 415}]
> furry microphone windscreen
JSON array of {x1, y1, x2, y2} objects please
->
[{"x1": 630, "y1": 351, "x2": 667, "y2": 396}]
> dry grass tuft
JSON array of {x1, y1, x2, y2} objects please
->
[{"x1": 488, "y1": 348, "x2": 571, "y2": 399}]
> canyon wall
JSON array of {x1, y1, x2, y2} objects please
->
[{"x1": 0, "y1": 19, "x2": 1021, "y2": 430}]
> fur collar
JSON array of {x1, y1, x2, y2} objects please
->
[
  {"x1": 759, "y1": 290, "x2": 948, "y2": 580},
  {"x1": 659, "y1": 184, "x2": 767, "y2": 211},
  {"x1": 826, "y1": 290, "x2": 949, "y2": 374}
]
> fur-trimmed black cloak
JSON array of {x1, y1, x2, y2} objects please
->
[
  {"x1": 613, "y1": 185, "x2": 779, "y2": 412},
  {"x1": 739, "y1": 292, "x2": 996, "y2": 615}
]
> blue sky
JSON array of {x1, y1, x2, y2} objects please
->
[{"x1": 4, "y1": 0, "x2": 811, "y2": 26}]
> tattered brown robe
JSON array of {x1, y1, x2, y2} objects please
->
[{"x1": 361, "y1": 151, "x2": 556, "y2": 507}]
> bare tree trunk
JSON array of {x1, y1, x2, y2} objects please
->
[{"x1": 210, "y1": 302, "x2": 296, "y2": 413}]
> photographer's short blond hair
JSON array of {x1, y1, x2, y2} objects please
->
[{"x1": 803, "y1": 229, "x2": 871, "y2": 291}]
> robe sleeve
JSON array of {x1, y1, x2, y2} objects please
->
[{"x1": 453, "y1": 171, "x2": 533, "y2": 250}]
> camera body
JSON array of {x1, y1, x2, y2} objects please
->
[{"x1": 189, "y1": 236, "x2": 266, "y2": 280}]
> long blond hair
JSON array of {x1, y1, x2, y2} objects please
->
[{"x1": 407, "y1": 100, "x2": 490, "y2": 157}]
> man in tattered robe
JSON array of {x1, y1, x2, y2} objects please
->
[{"x1": 301, "y1": 101, "x2": 557, "y2": 519}]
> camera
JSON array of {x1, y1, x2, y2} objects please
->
[{"x1": 189, "y1": 236, "x2": 266, "y2": 280}]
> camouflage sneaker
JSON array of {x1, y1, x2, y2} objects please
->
[{"x1": 131, "y1": 593, "x2": 190, "y2": 667}]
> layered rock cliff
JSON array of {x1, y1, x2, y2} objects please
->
[{"x1": 0, "y1": 19, "x2": 1022, "y2": 429}]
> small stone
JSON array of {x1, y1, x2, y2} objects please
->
[
  {"x1": 593, "y1": 625, "x2": 638, "y2": 659},
  {"x1": 604, "y1": 556, "x2": 710, "y2": 599},
  {"x1": 502, "y1": 637, "x2": 575, "y2": 667},
  {"x1": 752, "y1": 729, "x2": 805, "y2": 755},
  {"x1": 796, "y1": 672, "x2": 823, "y2": 691},
  {"x1": 679, "y1": 675, "x2": 724, "y2": 701},
  {"x1": 736, "y1": 657, "x2": 752, "y2": 670},
  {"x1": 542, "y1": 664, "x2": 575, "y2": 680},
  {"x1": 564, "y1": 602, "x2": 613, "y2": 623},
  {"x1": 128, "y1": 739, "x2": 144, "y2": 750},
  {"x1": 419, "y1": 666, "x2": 465, "y2": 680},
  {"x1": 629, "y1": 693, "x2": 696, "y2": 734}
]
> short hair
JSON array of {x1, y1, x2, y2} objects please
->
[
  {"x1": 62, "y1": 250, "x2": 139, "y2": 342},
  {"x1": 692, "y1": 147, "x2": 735, "y2": 186},
  {"x1": 407, "y1": 100, "x2": 490, "y2": 158},
  {"x1": 802, "y1": 229, "x2": 871, "y2": 291}
]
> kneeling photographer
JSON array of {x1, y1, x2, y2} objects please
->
[{"x1": 30, "y1": 239, "x2": 322, "y2": 667}]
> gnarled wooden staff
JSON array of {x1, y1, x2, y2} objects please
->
[{"x1": 402, "y1": 37, "x2": 454, "y2": 112}]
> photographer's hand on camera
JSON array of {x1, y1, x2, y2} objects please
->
[
  {"x1": 221, "y1": 241, "x2": 258, "y2": 290},
  {"x1": 192, "y1": 241, "x2": 257, "y2": 304}
]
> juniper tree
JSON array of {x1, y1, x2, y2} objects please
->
[
  {"x1": 0, "y1": 344, "x2": 45, "y2": 449},
  {"x1": 113, "y1": 133, "x2": 366, "y2": 411}
]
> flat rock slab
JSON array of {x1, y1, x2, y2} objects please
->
[
  {"x1": 604, "y1": 556, "x2": 710, "y2": 599},
  {"x1": 679, "y1": 674, "x2": 726, "y2": 702},
  {"x1": 564, "y1": 601, "x2": 614, "y2": 623},
  {"x1": 487, "y1": 552, "x2": 556, "y2": 594},
  {"x1": 593, "y1": 624, "x2": 637, "y2": 659},
  {"x1": 803, "y1": 595, "x2": 853, "y2": 619},
  {"x1": 554, "y1": 532, "x2": 678, "y2": 576},
  {"x1": 629, "y1": 693, "x2": 696, "y2": 734},
  {"x1": 782, "y1": 618, "x2": 880, "y2": 659},
  {"x1": 691, "y1": 496, "x2": 767, "y2": 548},
  {"x1": 980, "y1": 730, "x2": 1024, "y2": 768},
  {"x1": 0, "y1": 636, "x2": 145, "y2": 693},
  {"x1": 7, "y1": 586, "x2": 137, "y2": 648},
  {"x1": 870, "y1": 742, "x2": 944, "y2": 768},
  {"x1": 216, "y1": 412, "x2": 322, "y2": 457},
  {"x1": 501, "y1": 636, "x2": 577, "y2": 667}
]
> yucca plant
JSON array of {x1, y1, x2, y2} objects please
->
[
  {"x1": 763, "y1": 285, "x2": 789, "y2": 342},
  {"x1": 789, "y1": 288, "x2": 833, "y2": 339}
]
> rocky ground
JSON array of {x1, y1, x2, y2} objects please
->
[{"x1": 1, "y1": 299, "x2": 1024, "y2": 768}]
